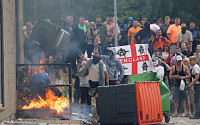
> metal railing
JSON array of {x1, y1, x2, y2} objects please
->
[{"x1": 16, "y1": 63, "x2": 72, "y2": 118}]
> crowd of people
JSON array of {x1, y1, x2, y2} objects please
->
[{"x1": 23, "y1": 15, "x2": 200, "y2": 119}]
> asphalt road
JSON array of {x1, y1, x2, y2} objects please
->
[{"x1": 162, "y1": 117, "x2": 200, "y2": 125}]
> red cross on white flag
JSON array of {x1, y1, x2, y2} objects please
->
[{"x1": 114, "y1": 44, "x2": 152, "y2": 75}]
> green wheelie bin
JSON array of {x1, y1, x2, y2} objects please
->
[{"x1": 128, "y1": 72, "x2": 170, "y2": 123}]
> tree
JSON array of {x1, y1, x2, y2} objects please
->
[{"x1": 23, "y1": 0, "x2": 200, "y2": 26}]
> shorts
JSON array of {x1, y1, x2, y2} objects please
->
[{"x1": 173, "y1": 85, "x2": 188, "y2": 100}]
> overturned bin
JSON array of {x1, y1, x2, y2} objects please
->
[
  {"x1": 128, "y1": 72, "x2": 170, "y2": 123},
  {"x1": 30, "y1": 19, "x2": 71, "y2": 50},
  {"x1": 96, "y1": 84, "x2": 138, "y2": 125}
]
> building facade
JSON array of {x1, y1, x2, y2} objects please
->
[{"x1": 0, "y1": 0, "x2": 23, "y2": 121}]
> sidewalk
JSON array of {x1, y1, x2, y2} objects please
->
[{"x1": 162, "y1": 116, "x2": 200, "y2": 125}]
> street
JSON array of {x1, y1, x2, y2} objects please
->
[{"x1": 162, "y1": 116, "x2": 200, "y2": 125}]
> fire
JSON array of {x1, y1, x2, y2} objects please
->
[
  {"x1": 26, "y1": 58, "x2": 48, "y2": 77},
  {"x1": 38, "y1": 58, "x2": 48, "y2": 73},
  {"x1": 22, "y1": 88, "x2": 69, "y2": 115}
]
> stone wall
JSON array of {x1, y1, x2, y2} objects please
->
[{"x1": 0, "y1": 0, "x2": 23, "y2": 121}]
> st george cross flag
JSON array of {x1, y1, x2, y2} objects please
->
[{"x1": 114, "y1": 44, "x2": 153, "y2": 75}]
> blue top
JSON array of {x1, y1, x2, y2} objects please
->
[{"x1": 188, "y1": 29, "x2": 196, "y2": 38}]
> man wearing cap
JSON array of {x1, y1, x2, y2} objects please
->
[
  {"x1": 169, "y1": 55, "x2": 191, "y2": 117},
  {"x1": 101, "y1": 33, "x2": 115, "y2": 55}
]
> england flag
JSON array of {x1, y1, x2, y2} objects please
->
[{"x1": 114, "y1": 44, "x2": 153, "y2": 75}]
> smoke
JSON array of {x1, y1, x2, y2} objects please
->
[
  {"x1": 71, "y1": 103, "x2": 92, "y2": 122},
  {"x1": 20, "y1": 1, "x2": 95, "y2": 122}
]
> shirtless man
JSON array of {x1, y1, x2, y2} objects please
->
[{"x1": 106, "y1": 17, "x2": 115, "y2": 39}]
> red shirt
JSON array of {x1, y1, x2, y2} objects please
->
[{"x1": 166, "y1": 57, "x2": 172, "y2": 65}]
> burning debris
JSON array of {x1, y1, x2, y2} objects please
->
[
  {"x1": 16, "y1": 60, "x2": 72, "y2": 120},
  {"x1": 22, "y1": 88, "x2": 69, "y2": 115},
  {"x1": 21, "y1": 88, "x2": 70, "y2": 119}
]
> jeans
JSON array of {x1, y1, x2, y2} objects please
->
[
  {"x1": 73, "y1": 88, "x2": 80, "y2": 103},
  {"x1": 194, "y1": 84, "x2": 200, "y2": 117},
  {"x1": 80, "y1": 87, "x2": 91, "y2": 114},
  {"x1": 80, "y1": 87, "x2": 91, "y2": 105}
]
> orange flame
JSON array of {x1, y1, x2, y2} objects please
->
[
  {"x1": 21, "y1": 88, "x2": 69, "y2": 115},
  {"x1": 26, "y1": 58, "x2": 48, "y2": 77},
  {"x1": 38, "y1": 58, "x2": 48, "y2": 73}
]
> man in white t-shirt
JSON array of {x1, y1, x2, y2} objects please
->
[
  {"x1": 189, "y1": 56, "x2": 200, "y2": 119},
  {"x1": 77, "y1": 52, "x2": 109, "y2": 89}
]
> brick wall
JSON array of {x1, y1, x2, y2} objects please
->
[{"x1": 0, "y1": 0, "x2": 23, "y2": 121}]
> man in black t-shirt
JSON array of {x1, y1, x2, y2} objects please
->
[{"x1": 169, "y1": 55, "x2": 191, "y2": 117}]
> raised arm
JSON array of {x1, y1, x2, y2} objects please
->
[
  {"x1": 79, "y1": 54, "x2": 87, "y2": 62},
  {"x1": 161, "y1": 61, "x2": 171, "y2": 71}
]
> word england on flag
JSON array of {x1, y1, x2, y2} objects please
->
[{"x1": 114, "y1": 44, "x2": 153, "y2": 75}]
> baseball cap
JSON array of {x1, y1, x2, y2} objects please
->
[{"x1": 176, "y1": 55, "x2": 182, "y2": 61}]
